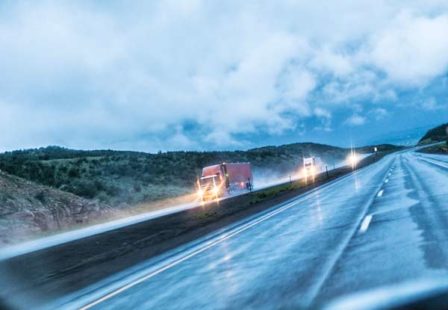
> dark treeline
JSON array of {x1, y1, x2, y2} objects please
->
[
  {"x1": 0, "y1": 143, "x2": 393, "y2": 206},
  {"x1": 418, "y1": 123, "x2": 448, "y2": 144}
]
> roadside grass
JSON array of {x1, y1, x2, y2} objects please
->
[
  {"x1": 418, "y1": 143, "x2": 448, "y2": 155},
  {"x1": 0, "y1": 144, "x2": 353, "y2": 207},
  {"x1": 1, "y1": 149, "x2": 398, "y2": 247}
]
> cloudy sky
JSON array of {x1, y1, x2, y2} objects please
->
[{"x1": 0, "y1": 0, "x2": 447, "y2": 152}]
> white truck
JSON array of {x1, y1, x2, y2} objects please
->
[{"x1": 302, "y1": 156, "x2": 321, "y2": 182}]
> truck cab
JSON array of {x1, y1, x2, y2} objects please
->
[
  {"x1": 197, "y1": 162, "x2": 253, "y2": 201},
  {"x1": 197, "y1": 174, "x2": 225, "y2": 200},
  {"x1": 303, "y1": 157, "x2": 317, "y2": 182}
]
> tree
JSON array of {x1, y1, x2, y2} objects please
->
[{"x1": 68, "y1": 168, "x2": 80, "y2": 178}]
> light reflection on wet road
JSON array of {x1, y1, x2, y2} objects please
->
[{"x1": 66, "y1": 151, "x2": 448, "y2": 309}]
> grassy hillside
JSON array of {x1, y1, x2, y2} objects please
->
[
  {"x1": 0, "y1": 143, "x2": 351, "y2": 206},
  {"x1": 417, "y1": 123, "x2": 448, "y2": 154},
  {"x1": 0, "y1": 169, "x2": 109, "y2": 245},
  {"x1": 0, "y1": 143, "x2": 400, "y2": 207},
  {"x1": 0, "y1": 142, "x2": 402, "y2": 245},
  {"x1": 418, "y1": 123, "x2": 448, "y2": 145}
]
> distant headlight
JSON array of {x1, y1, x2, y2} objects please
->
[
  {"x1": 197, "y1": 189, "x2": 204, "y2": 197},
  {"x1": 347, "y1": 152, "x2": 359, "y2": 168},
  {"x1": 302, "y1": 168, "x2": 308, "y2": 178}
]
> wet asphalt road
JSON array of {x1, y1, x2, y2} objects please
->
[{"x1": 60, "y1": 150, "x2": 448, "y2": 309}]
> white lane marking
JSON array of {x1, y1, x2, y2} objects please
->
[
  {"x1": 359, "y1": 215, "x2": 373, "y2": 233},
  {"x1": 79, "y1": 198, "x2": 303, "y2": 309},
  {"x1": 79, "y1": 155, "x2": 396, "y2": 310},
  {"x1": 385, "y1": 179, "x2": 389, "y2": 183},
  {"x1": 417, "y1": 156, "x2": 448, "y2": 169},
  {"x1": 377, "y1": 189, "x2": 384, "y2": 197},
  {"x1": 0, "y1": 155, "x2": 379, "y2": 261},
  {"x1": 300, "y1": 156, "x2": 397, "y2": 306}
]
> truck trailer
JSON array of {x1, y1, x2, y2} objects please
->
[{"x1": 197, "y1": 162, "x2": 253, "y2": 200}]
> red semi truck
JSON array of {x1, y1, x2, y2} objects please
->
[{"x1": 197, "y1": 162, "x2": 253, "y2": 200}]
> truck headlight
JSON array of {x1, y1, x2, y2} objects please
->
[{"x1": 347, "y1": 152, "x2": 359, "y2": 168}]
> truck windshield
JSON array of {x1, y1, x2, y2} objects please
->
[{"x1": 200, "y1": 176, "x2": 218, "y2": 188}]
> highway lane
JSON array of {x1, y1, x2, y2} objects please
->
[
  {"x1": 60, "y1": 153, "x2": 392, "y2": 309},
  {"x1": 318, "y1": 151, "x2": 448, "y2": 303},
  {"x1": 58, "y1": 150, "x2": 448, "y2": 309}
]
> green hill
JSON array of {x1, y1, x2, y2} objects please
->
[
  {"x1": 0, "y1": 143, "x2": 397, "y2": 207},
  {"x1": 417, "y1": 123, "x2": 448, "y2": 154},
  {"x1": 418, "y1": 123, "x2": 448, "y2": 145}
]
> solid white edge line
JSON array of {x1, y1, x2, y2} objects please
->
[
  {"x1": 78, "y1": 153, "x2": 393, "y2": 309},
  {"x1": 79, "y1": 199, "x2": 300, "y2": 310}
]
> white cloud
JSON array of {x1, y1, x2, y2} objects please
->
[
  {"x1": 345, "y1": 114, "x2": 366, "y2": 126},
  {"x1": 370, "y1": 12, "x2": 448, "y2": 86},
  {"x1": 281, "y1": 70, "x2": 316, "y2": 103},
  {"x1": 421, "y1": 97, "x2": 445, "y2": 110},
  {"x1": 310, "y1": 48, "x2": 354, "y2": 77},
  {"x1": 314, "y1": 107, "x2": 332, "y2": 119},
  {"x1": 0, "y1": 1, "x2": 447, "y2": 150},
  {"x1": 370, "y1": 108, "x2": 389, "y2": 120},
  {"x1": 313, "y1": 107, "x2": 332, "y2": 132}
]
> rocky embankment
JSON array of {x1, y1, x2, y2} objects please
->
[{"x1": 0, "y1": 170, "x2": 109, "y2": 246}]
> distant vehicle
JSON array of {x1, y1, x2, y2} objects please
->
[
  {"x1": 197, "y1": 163, "x2": 253, "y2": 200},
  {"x1": 302, "y1": 156, "x2": 320, "y2": 182}
]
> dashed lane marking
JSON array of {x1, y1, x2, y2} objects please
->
[{"x1": 359, "y1": 215, "x2": 373, "y2": 233}]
